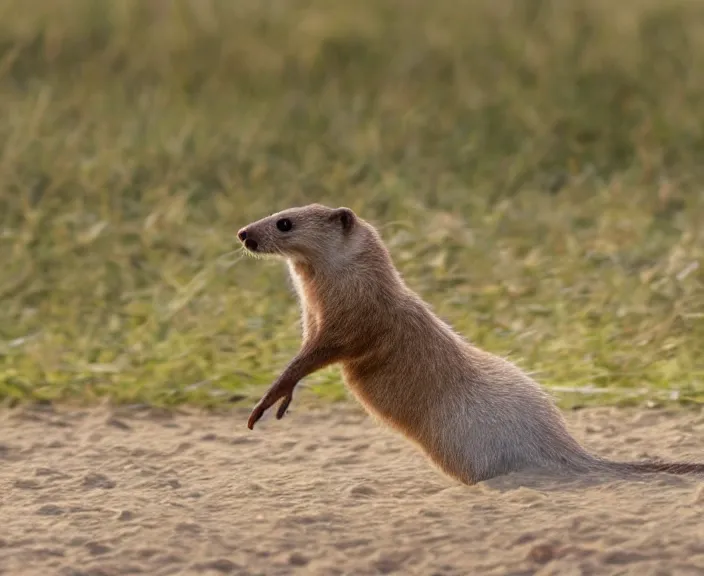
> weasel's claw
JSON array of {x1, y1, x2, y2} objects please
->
[
  {"x1": 247, "y1": 405, "x2": 264, "y2": 430},
  {"x1": 276, "y1": 394, "x2": 293, "y2": 419},
  {"x1": 247, "y1": 395, "x2": 273, "y2": 429},
  {"x1": 247, "y1": 382, "x2": 295, "y2": 430}
]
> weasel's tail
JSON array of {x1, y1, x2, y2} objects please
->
[{"x1": 601, "y1": 459, "x2": 704, "y2": 476}]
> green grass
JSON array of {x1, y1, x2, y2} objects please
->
[{"x1": 0, "y1": 0, "x2": 703, "y2": 410}]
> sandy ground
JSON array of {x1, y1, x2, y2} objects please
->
[{"x1": 2, "y1": 402, "x2": 704, "y2": 576}]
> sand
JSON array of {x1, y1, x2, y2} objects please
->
[{"x1": 2, "y1": 402, "x2": 704, "y2": 576}]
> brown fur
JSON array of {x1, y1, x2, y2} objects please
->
[{"x1": 237, "y1": 204, "x2": 704, "y2": 485}]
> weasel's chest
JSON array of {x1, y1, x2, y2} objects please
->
[{"x1": 340, "y1": 360, "x2": 432, "y2": 442}]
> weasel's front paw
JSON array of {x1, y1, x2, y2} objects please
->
[{"x1": 247, "y1": 380, "x2": 296, "y2": 430}]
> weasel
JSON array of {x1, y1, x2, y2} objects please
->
[{"x1": 237, "y1": 203, "x2": 704, "y2": 485}]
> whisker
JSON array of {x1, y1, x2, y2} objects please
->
[{"x1": 218, "y1": 248, "x2": 244, "y2": 261}]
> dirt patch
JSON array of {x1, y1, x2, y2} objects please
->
[{"x1": 2, "y1": 402, "x2": 704, "y2": 575}]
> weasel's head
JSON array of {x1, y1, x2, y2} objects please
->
[{"x1": 237, "y1": 204, "x2": 363, "y2": 266}]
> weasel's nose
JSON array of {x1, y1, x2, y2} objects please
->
[{"x1": 238, "y1": 227, "x2": 258, "y2": 251}]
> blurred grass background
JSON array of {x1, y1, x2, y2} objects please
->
[{"x1": 0, "y1": 0, "x2": 702, "y2": 409}]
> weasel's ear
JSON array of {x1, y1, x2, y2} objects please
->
[{"x1": 330, "y1": 207, "x2": 356, "y2": 231}]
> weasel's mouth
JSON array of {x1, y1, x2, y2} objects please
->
[{"x1": 243, "y1": 238, "x2": 259, "y2": 252}]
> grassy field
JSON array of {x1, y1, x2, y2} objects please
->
[{"x1": 0, "y1": 0, "x2": 703, "y2": 410}]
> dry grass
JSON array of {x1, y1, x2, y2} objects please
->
[{"x1": 0, "y1": 0, "x2": 703, "y2": 409}]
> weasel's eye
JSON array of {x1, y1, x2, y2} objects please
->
[{"x1": 276, "y1": 218, "x2": 292, "y2": 232}]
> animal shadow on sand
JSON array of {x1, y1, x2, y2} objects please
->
[{"x1": 476, "y1": 466, "x2": 696, "y2": 495}]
